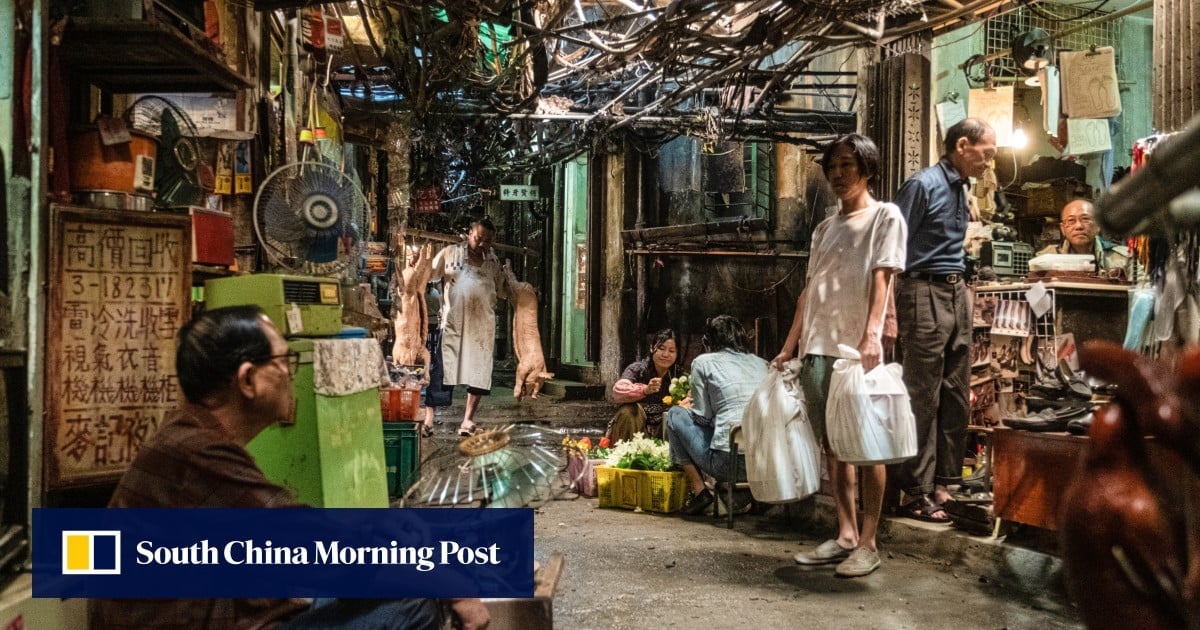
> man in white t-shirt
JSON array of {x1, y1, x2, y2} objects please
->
[{"x1": 772, "y1": 134, "x2": 907, "y2": 578}]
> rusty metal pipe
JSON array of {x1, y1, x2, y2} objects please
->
[
  {"x1": 626, "y1": 249, "x2": 808, "y2": 258},
  {"x1": 1096, "y1": 112, "x2": 1200, "y2": 237}
]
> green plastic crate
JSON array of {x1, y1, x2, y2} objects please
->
[{"x1": 383, "y1": 423, "x2": 420, "y2": 499}]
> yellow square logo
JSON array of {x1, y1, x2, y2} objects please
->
[{"x1": 62, "y1": 531, "x2": 121, "y2": 575}]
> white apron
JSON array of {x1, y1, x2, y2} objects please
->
[{"x1": 432, "y1": 242, "x2": 511, "y2": 390}]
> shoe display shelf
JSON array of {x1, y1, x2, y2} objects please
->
[{"x1": 974, "y1": 282, "x2": 1130, "y2": 532}]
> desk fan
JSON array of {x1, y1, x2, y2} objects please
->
[
  {"x1": 125, "y1": 95, "x2": 211, "y2": 208},
  {"x1": 400, "y1": 425, "x2": 563, "y2": 508},
  {"x1": 253, "y1": 161, "x2": 368, "y2": 275}
]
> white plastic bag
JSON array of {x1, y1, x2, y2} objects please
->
[
  {"x1": 741, "y1": 360, "x2": 822, "y2": 503},
  {"x1": 826, "y1": 345, "x2": 918, "y2": 465}
]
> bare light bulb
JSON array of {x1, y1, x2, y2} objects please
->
[{"x1": 1012, "y1": 126, "x2": 1029, "y2": 150}]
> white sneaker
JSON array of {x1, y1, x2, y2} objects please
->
[
  {"x1": 793, "y1": 539, "x2": 852, "y2": 566},
  {"x1": 834, "y1": 547, "x2": 881, "y2": 577}
]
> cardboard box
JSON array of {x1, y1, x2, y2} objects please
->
[
  {"x1": 1022, "y1": 184, "x2": 1086, "y2": 218},
  {"x1": 190, "y1": 207, "x2": 235, "y2": 266}
]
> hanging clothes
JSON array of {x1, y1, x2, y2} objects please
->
[{"x1": 1039, "y1": 65, "x2": 1061, "y2": 137}]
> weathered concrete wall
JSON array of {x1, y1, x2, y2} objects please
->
[
  {"x1": 648, "y1": 256, "x2": 806, "y2": 367},
  {"x1": 776, "y1": 143, "x2": 837, "y2": 249},
  {"x1": 612, "y1": 140, "x2": 839, "y2": 370}
]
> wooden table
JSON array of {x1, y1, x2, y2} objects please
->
[
  {"x1": 992, "y1": 427, "x2": 1193, "y2": 532},
  {"x1": 992, "y1": 428, "x2": 1085, "y2": 531}
]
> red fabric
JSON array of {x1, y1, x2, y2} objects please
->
[{"x1": 205, "y1": 1, "x2": 220, "y2": 47}]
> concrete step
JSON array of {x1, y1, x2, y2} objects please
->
[
  {"x1": 540, "y1": 379, "x2": 607, "y2": 400},
  {"x1": 779, "y1": 494, "x2": 1066, "y2": 603}
]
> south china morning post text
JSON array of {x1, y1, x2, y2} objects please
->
[
  {"x1": 133, "y1": 538, "x2": 501, "y2": 572},
  {"x1": 33, "y1": 508, "x2": 535, "y2": 599}
]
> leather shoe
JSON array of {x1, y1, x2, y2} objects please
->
[
  {"x1": 1067, "y1": 412, "x2": 1094, "y2": 435},
  {"x1": 680, "y1": 489, "x2": 715, "y2": 516},
  {"x1": 1003, "y1": 408, "x2": 1067, "y2": 432}
]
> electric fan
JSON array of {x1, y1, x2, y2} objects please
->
[
  {"x1": 1012, "y1": 28, "x2": 1052, "y2": 73},
  {"x1": 253, "y1": 161, "x2": 369, "y2": 275},
  {"x1": 400, "y1": 425, "x2": 563, "y2": 508},
  {"x1": 124, "y1": 95, "x2": 210, "y2": 208}
]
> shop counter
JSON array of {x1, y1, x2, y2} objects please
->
[
  {"x1": 975, "y1": 281, "x2": 1128, "y2": 345},
  {"x1": 977, "y1": 282, "x2": 1128, "y2": 531},
  {"x1": 993, "y1": 427, "x2": 1194, "y2": 531}
]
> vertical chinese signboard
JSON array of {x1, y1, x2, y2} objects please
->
[{"x1": 46, "y1": 206, "x2": 192, "y2": 488}]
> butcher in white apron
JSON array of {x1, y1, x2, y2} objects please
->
[{"x1": 430, "y1": 217, "x2": 513, "y2": 436}]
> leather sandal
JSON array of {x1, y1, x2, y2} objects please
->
[
  {"x1": 421, "y1": 424, "x2": 435, "y2": 438},
  {"x1": 457, "y1": 422, "x2": 480, "y2": 437},
  {"x1": 897, "y1": 495, "x2": 950, "y2": 523}
]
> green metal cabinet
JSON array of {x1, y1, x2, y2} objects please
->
[{"x1": 246, "y1": 338, "x2": 389, "y2": 507}]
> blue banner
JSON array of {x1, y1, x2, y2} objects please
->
[{"x1": 33, "y1": 508, "x2": 534, "y2": 598}]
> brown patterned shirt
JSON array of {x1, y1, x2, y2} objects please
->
[{"x1": 88, "y1": 406, "x2": 312, "y2": 629}]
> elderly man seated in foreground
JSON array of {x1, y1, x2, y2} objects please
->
[{"x1": 89, "y1": 305, "x2": 488, "y2": 630}]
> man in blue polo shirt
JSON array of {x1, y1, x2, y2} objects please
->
[{"x1": 892, "y1": 118, "x2": 996, "y2": 523}]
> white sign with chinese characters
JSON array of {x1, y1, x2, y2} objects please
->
[{"x1": 500, "y1": 184, "x2": 540, "y2": 201}]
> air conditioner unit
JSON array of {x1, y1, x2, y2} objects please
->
[{"x1": 204, "y1": 274, "x2": 343, "y2": 337}]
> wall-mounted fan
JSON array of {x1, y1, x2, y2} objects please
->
[
  {"x1": 124, "y1": 96, "x2": 211, "y2": 208},
  {"x1": 253, "y1": 161, "x2": 369, "y2": 275},
  {"x1": 1012, "y1": 28, "x2": 1052, "y2": 73}
]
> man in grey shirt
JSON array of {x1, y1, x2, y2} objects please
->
[{"x1": 892, "y1": 118, "x2": 996, "y2": 523}]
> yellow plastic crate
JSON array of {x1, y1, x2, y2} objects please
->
[{"x1": 595, "y1": 466, "x2": 687, "y2": 514}]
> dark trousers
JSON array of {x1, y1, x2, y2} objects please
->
[
  {"x1": 282, "y1": 598, "x2": 442, "y2": 629},
  {"x1": 893, "y1": 276, "x2": 971, "y2": 496},
  {"x1": 425, "y1": 325, "x2": 453, "y2": 408}
]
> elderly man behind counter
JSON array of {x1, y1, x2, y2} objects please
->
[
  {"x1": 1037, "y1": 199, "x2": 1131, "y2": 273},
  {"x1": 89, "y1": 305, "x2": 488, "y2": 630}
]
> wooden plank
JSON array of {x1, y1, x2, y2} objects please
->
[
  {"x1": 59, "y1": 18, "x2": 251, "y2": 93},
  {"x1": 251, "y1": 0, "x2": 341, "y2": 9},
  {"x1": 533, "y1": 551, "x2": 565, "y2": 599},
  {"x1": 993, "y1": 427, "x2": 1195, "y2": 532},
  {"x1": 44, "y1": 205, "x2": 192, "y2": 489}
]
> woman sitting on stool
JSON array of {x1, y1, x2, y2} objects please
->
[
  {"x1": 607, "y1": 328, "x2": 679, "y2": 442},
  {"x1": 667, "y1": 316, "x2": 766, "y2": 515}
]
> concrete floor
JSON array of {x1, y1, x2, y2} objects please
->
[
  {"x1": 417, "y1": 386, "x2": 1085, "y2": 630},
  {"x1": 532, "y1": 496, "x2": 1082, "y2": 630}
]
